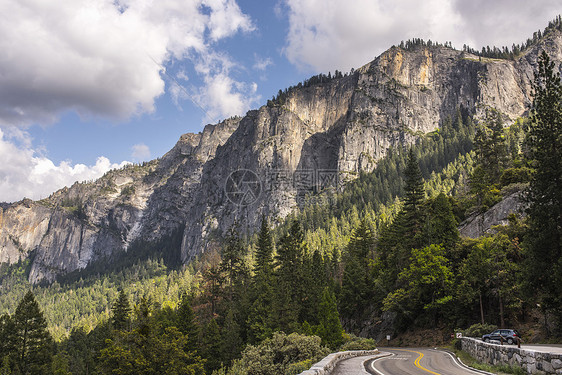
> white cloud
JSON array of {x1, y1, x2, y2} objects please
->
[
  {"x1": 450, "y1": 0, "x2": 562, "y2": 48},
  {"x1": 0, "y1": 0, "x2": 254, "y2": 127},
  {"x1": 131, "y1": 143, "x2": 151, "y2": 161},
  {"x1": 0, "y1": 129, "x2": 128, "y2": 202},
  {"x1": 253, "y1": 55, "x2": 274, "y2": 71},
  {"x1": 194, "y1": 73, "x2": 260, "y2": 123},
  {"x1": 283, "y1": 0, "x2": 562, "y2": 73},
  {"x1": 205, "y1": 0, "x2": 256, "y2": 40}
]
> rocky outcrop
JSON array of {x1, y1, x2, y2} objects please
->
[
  {"x1": 0, "y1": 117, "x2": 240, "y2": 283},
  {"x1": 2, "y1": 29, "x2": 562, "y2": 283},
  {"x1": 459, "y1": 191, "x2": 526, "y2": 238}
]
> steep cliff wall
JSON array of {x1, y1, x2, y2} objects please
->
[{"x1": 2, "y1": 29, "x2": 562, "y2": 283}]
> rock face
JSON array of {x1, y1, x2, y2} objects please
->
[
  {"x1": 459, "y1": 191, "x2": 526, "y2": 238},
  {"x1": 2, "y1": 29, "x2": 562, "y2": 283}
]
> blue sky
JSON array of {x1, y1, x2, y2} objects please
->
[{"x1": 1, "y1": 0, "x2": 561, "y2": 202}]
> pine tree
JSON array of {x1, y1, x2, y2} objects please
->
[
  {"x1": 421, "y1": 193, "x2": 459, "y2": 249},
  {"x1": 274, "y1": 220, "x2": 306, "y2": 332},
  {"x1": 254, "y1": 216, "x2": 274, "y2": 277},
  {"x1": 220, "y1": 224, "x2": 249, "y2": 302},
  {"x1": 0, "y1": 314, "x2": 15, "y2": 363},
  {"x1": 340, "y1": 218, "x2": 374, "y2": 321},
  {"x1": 316, "y1": 288, "x2": 343, "y2": 349},
  {"x1": 403, "y1": 148, "x2": 425, "y2": 239},
  {"x1": 247, "y1": 217, "x2": 275, "y2": 343},
  {"x1": 149, "y1": 327, "x2": 205, "y2": 375},
  {"x1": 176, "y1": 293, "x2": 199, "y2": 352},
  {"x1": 134, "y1": 296, "x2": 152, "y2": 338},
  {"x1": 111, "y1": 290, "x2": 131, "y2": 331},
  {"x1": 221, "y1": 308, "x2": 242, "y2": 365},
  {"x1": 12, "y1": 291, "x2": 53, "y2": 375},
  {"x1": 524, "y1": 51, "x2": 562, "y2": 330},
  {"x1": 202, "y1": 265, "x2": 224, "y2": 316},
  {"x1": 300, "y1": 250, "x2": 325, "y2": 325},
  {"x1": 202, "y1": 319, "x2": 221, "y2": 373},
  {"x1": 470, "y1": 108, "x2": 507, "y2": 210}
]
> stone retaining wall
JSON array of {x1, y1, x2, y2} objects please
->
[
  {"x1": 299, "y1": 349, "x2": 379, "y2": 375},
  {"x1": 461, "y1": 337, "x2": 562, "y2": 374}
]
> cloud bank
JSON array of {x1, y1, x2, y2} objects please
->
[
  {"x1": 0, "y1": 129, "x2": 129, "y2": 202},
  {"x1": 0, "y1": 0, "x2": 255, "y2": 127},
  {"x1": 283, "y1": 0, "x2": 562, "y2": 72}
]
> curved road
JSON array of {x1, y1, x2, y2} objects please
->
[{"x1": 333, "y1": 348, "x2": 489, "y2": 375}]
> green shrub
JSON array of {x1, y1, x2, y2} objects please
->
[
  {"x1": 339, "y1": 334, "x2": 376, "y2": 351},
  {"x1": 464, "y1": 323, "x2": 498, "y2": 338},
  {"x1": 286, "y1": 359, "x2": 314, "y2": 375},
  {"x1": 499, "y1": 167, "x2": 532, "y2": 186},
  {"x1": 226, "y1": 332, "x2": 329, "y2": 375}
]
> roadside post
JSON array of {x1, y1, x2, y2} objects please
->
[{"x1": 386, "y1": 335, "x2": 391, "y2": 346}]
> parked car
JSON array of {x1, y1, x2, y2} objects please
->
[{"x1": 482, "y1": 329, "x2": 521, "y2": 344}]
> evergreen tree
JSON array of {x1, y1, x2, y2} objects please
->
[
  {"x1": 176, "y1": 293, "x2": 199, "y2": 352},
  {"x1": 524, "y1": 51, "x2": 562, "y2": 330},
  {"x1": 221, "y1": 308, "x2": 242, "y2": 365},
  {"x1": 404, "y1": 148, "x2": 425, "y2": 216},
  {"x1": 376, "y1": 149, "x2": 426, "y2": 288},
  {"x1": 315, "y1": 288, "x2": 344, "y2": 349},
  {"x1": 148, "y1": 327, "x2": 205, "y2": 375},
  {"x1": 100, "y1": 300, "x2": 205, "y2": 375},
  {"x1": 64, "y1": 326, "x2": 98, "y2": 375},
  {"x1": 340, "y1": 218, "x2": 374, "y2": 321},
  {"x1": 403, "y1": 148, "x2": 425, "y2": 243},
  {"x1": 458, "y1": 239, "x2": 493, "y2": 326},
  {"x1": 254, "y1": 216, "x2": 274, "y2": 277},
  {"x1": 421, "y1": 193, "x2": 459, "y2": 249},
  {"x1": 202, "y1": 319, "x2": 221, "y2": 373},
  {"x1": 247, "y1": 217, "x2": 276, "y2": 343},
  {"x1": 111, "y1": 290, "x2": 131, "y2": 331},
  {"x1": 134, "y1": 296, "x2": 152, "y2": 338},
  {"x1": 0, "y1": 314, "x2": 15, "y2": 364},
  {"x1": 274, "y1": 220, "x2": 306, "y2": 332},
  {"x1": 300, "y1": 250, "x2": 325, "y2": 325},
  {"x1": 12, "y1": 291, "x2": 53, "y2": 375},
  {"x1": 202, "y1": 265, "x2": 224, "y2": 316},
  {"x1": 470, "y1": 108, "x2": 507, "y2": 210},
  {"x1": 220, "y1": 224, "x2": 249, "y2": 302}
]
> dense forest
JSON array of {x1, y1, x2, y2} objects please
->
[{"x1": 1, "y1": 46, "x2": 561, "y2": 375}]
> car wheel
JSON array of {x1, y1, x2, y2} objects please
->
[
  {"x1": 484, "y1": 338, "x2": 489, "y2": 343},
  {"x1": 507, "y1": 338, "x2": 514, "y2": 345}
]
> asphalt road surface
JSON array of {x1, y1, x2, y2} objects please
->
[{"x1": 332, "y1": 348, "x2": 488, "y2": 375}]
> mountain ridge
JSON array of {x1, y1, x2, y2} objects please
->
[{"x1": 1, "y1": 27, "x2": 561, "y2": 283}]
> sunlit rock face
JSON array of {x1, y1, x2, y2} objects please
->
[{"x1": 2, "y1": 29, "x2": 561, "y2": 283}]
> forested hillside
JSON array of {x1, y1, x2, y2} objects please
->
[{"x1": 1, "y1": 22, "x2": 562, "y2": 375}]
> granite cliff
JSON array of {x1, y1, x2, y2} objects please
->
[{"x1": 2, "y1": 29, "x2": 562, "y2": 283}]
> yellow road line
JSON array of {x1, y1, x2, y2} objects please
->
[{"x1": 393, "y1": 349, "x2": 442, "y2": 375}]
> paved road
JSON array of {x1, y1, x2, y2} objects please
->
[
  {"x1": 332, "y1": 348, "x2": 488, "y2": 375},
  {"x1": 332, "y1": 354, "x2": 372, "y2": 374}
]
